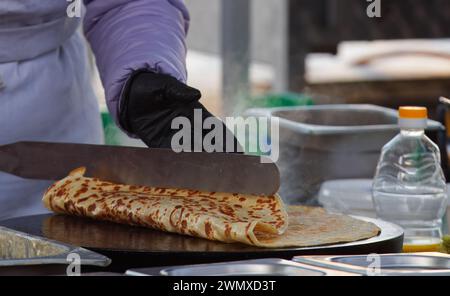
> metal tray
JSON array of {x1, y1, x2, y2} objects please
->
[
  {"x1": 126, "y1": 258, "x2": 356, "y2": 276},
  {"x1": 293, "y1": 252, "x2": 450, "y2": 276},
  {"x1": 0, "y1": 226, "x2": 111, "y2": 275}
]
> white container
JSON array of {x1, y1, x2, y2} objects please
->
[
  {"x1": 319, "y1": 180, "x2": 450, "y2": 234},
  {"x1": 318, "y1": 179, "x2": 375, "y2": 218}
]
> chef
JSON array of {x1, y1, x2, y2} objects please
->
[{"x1": 0, "y1": 0, "x2": 236, "y2": 220}]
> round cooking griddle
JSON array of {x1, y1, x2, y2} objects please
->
[{"x1": 0, "y1": 214, "x2": 403, "y2": 272}]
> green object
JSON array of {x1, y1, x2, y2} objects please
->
[
  {"x1": 101, "y1": 111, "x2": 122, "y2": 146},
  {"x1": 100, "y1": 110, "x2": 145, "y2": 147},
  {"x1": 441, "y1": 235, "x2": 450, "y2": 254},
  {"x1": 247, "y1": 92, "x2": 314, "y2": 108}
]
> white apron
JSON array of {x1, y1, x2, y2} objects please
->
[{"x1": 0, "y1": 1, "x2": 104, "y2": 220}]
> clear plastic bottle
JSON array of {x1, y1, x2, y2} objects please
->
[{"x1": 372, "y1": 106, "x2": 448, "y2": 247}]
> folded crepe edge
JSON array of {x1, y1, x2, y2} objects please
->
[{"x1": 42, "y1": 167, "x2": 289, "y2": 247}]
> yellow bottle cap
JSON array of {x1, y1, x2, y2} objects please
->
[{"x1": 399, "y1": 106, "x2": 428, "y2": 119}]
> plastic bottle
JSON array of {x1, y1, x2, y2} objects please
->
[{"x1": 372, "y1": 106, "x2": 448, "y2": 249}]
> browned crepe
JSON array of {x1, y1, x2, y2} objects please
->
[
  {"x1": 42, "y1": 167, "x2": 288, "y2": 247},
  {"x1": 42, "y1": 168, "x2": 380, "y2": 248}
]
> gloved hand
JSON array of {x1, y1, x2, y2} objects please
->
[{"x1": 119, "y1": 71, "x2": 241, "y2": 152}]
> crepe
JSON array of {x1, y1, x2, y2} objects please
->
[
  {"x1": 42, "y1": 206, "x2": 380, "y2": 252},
  {"x1": 42, "y1": 168, "x2": 380, "y2": 248},
  {"x1": 255, "y1": 206, "x2": 380, "y2": 248},
  {"x1": 42, "y1": 167, "x2": 288, "y2": 246}
]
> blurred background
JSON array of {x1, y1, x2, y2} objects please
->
[
  {"x1": 94, "y1": 0, "x2": 450, "y2": 142},
  {"x1": 91, "y1": 0, "x2": 450, "y2": 224}
]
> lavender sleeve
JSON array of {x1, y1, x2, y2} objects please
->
[{"x1": 83, "y1": 0, "x2": 189, "y2": 130}]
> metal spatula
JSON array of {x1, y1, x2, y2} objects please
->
[{"x1": 0, "y1": 141, "x2": 280, "y2": 195}]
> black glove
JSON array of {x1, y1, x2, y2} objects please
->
[{"x1": 119, "y1": 71, "x2": 241, "y2": 152}]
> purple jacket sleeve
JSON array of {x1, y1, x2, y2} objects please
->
[{"x1": 83, "y1": 0, "x2": 189, "y2": 130}]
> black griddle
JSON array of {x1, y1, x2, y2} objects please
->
[{"x1": 0, "y1": 214, "x2": 403, "y2": 272}]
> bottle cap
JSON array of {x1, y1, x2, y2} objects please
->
[
  {"x1": 398, "y1": 106, "x2": 427, "y2": 129},
  {"x1": 399, "y1": 106, "x2": 427, "y2": 119}
]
